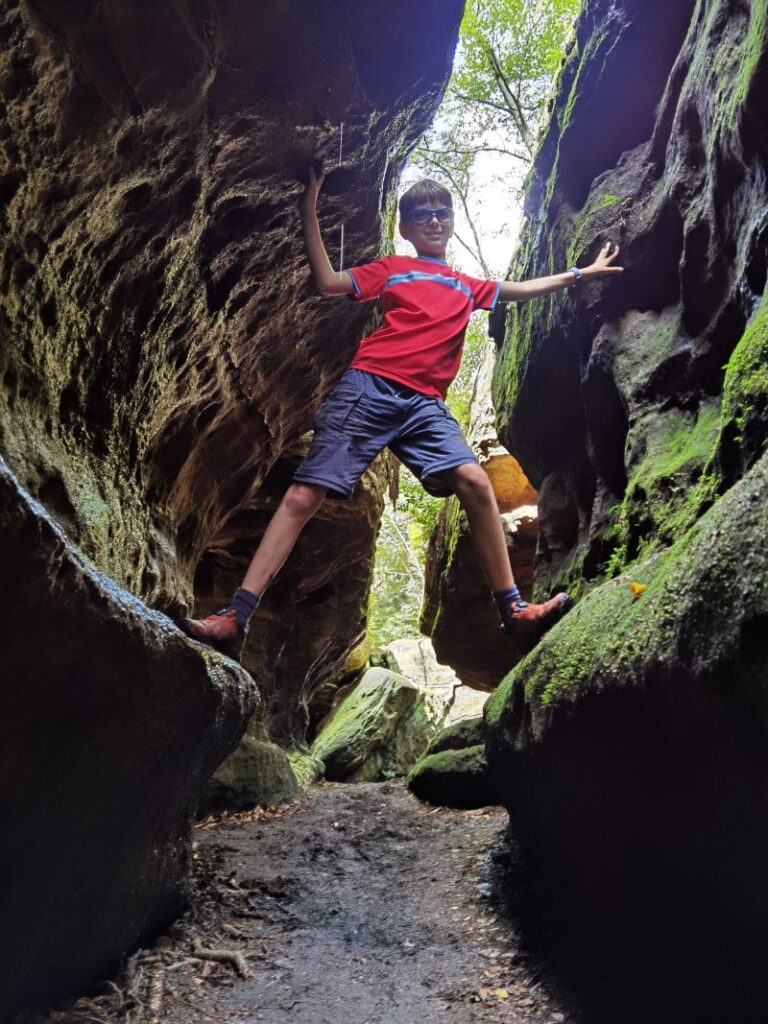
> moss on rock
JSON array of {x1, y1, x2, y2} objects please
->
[
  {"x1": 486, "y1": 450, "x2": 768, "y2": 740},
  {"x1": 426, "y1": 716, "x2": 485, "y2": 756},
  {"x1": 407, "y1": 745, "x2": 497, "y2": 809},
  {"x1": 202, "y1": 738, "x2": 298, "y2": 815},
  {"x1": 720, "y1": 287, "x2": 768, "y2": 475},
  {"x1": 310, "y1": 668, "x2": 421, "y2": 781}
]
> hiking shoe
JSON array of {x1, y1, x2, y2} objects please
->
[
  {"x1": 500, "y1": 593, "x2": 572, "y2": 646},
  {"x1": 178, "y1": 607, "x2": 246, "y2": 662}
]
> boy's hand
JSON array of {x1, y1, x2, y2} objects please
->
[
  {"x1": 584, "y1": 242, "x2": 624, "y2": 277},
  {"x1": 299, "y1": 165, "x2": 325, "y2": 216}
]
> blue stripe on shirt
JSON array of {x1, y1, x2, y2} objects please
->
[
  {"x1": 346, "y1": 269, "x2": 361, "y2": 297},
  {"x1": 383, "y1": 271, "x2": 473, "y2": 300}
]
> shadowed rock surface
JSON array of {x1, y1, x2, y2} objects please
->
[
  {"x1": 407, "y1": 745, "x2": 496, "y2": 810},
  {"x1": 485, "y1": 0, "x2": 768, "y2": 1018},
  {"x1": 0, "y1": 0, "x2": 465, "y2": 1012},
  {"x1": 0, "y1": 458, "x2": 256, "y2": 1019},
  {"x1": 0, "y1": 0, "x2": 463, "y2": 740}
]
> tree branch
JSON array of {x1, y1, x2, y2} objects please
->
[
  {"x1": 384, "y1": 508, "x2": 424, "y2": 587},
  {"x1": 484, "y1": 41, "x2": 533, "y2": 153}
]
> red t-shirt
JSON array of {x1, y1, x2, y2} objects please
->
[{"x1": 346, "y1": 255, "x2": 501, "y2": 399}]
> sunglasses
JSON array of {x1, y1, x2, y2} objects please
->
[{"x1": 403, "y1": 206, "x2": 454, "y2": 225}]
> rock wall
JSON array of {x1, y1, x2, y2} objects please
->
[
  {"x1": 486, "y1": 0, "x2": 768, "y2": 1017},
  {"x1": 0, "y1": 458, "x2": 256, "y2": 1018},
  {"x1": 0, "y1": 0, "x2": 464, "y2": 733},
  {"x1": 0, "y1": 0, "x2": 465, "y2": 1011}
]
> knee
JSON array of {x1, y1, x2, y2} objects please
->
[
  {"x1": 452, "y1": 464, "x2": 495, "y2": 507},
  {"x1": 282, "y1": 483, "x2": 325, "y2": 520}
]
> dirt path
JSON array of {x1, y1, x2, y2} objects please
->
[{"x1": 29, "y1": 781, "x2": 568, "y2": 1024}]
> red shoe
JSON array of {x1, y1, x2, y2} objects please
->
[
  {"x1": 178, "y1": 607, "x2": 246, "y2": 662},
  {"x1": 500, "y1": 593, "x2": 572, "y2": 646}
]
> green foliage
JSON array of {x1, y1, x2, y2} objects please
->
[
  {"x1": 456, "y1": 0, "x2": 583, "y2": 154},
  {"x1": 369, "y1": 2, "x2": 581, "y2": 646},
  {"x1": 721, "y1": 287, "x2": 768, "y2": 465},
  {"x1": 409, "y1": 0, "x2": 581, "y2": 274}
]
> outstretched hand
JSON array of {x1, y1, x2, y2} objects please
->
[
  {"x1": 587, "y1": 242, "x2": 624, "y2": 275},
  {"x1": 299, "y1": 165, "x2": 325, "y2": 215}
]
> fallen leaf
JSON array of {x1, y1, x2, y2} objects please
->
[
  {"x1": 629, "y1": 582, "x2": 646, "y2": 598},
  {"x1": 495, "y1": 987, "x2": 510, "y2": 1000}
]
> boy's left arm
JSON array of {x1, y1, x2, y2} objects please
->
[{"x1": 498, "y1": 243, "x2": 623, "y2": 302}]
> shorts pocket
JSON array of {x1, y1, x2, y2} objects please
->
[{"x1": 314, "y1": 385, "x2": 363, "y2": 432}]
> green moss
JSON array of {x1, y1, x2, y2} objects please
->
[
  {"x1": 721, "y1": 288, "x2": 768, "y2": 466},
  {"x1": 603, "y1": 404, "x2": 721, "y2": 575},
  {"x1": 566, "y1": 188, "x2": 632, "y2": 269},
  {"x1": 486, "y1": 451, "x2": 768, "y2": 738},
  {"x1": 727, "y1": 0, "x2": 768, "y2": 126}
]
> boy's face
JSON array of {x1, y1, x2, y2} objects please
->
[{"x1": 398, "y1": 205, "x2": 454, "y2": 259}]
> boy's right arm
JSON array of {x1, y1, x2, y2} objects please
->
[{"x1": 299, "y1": 167, "x2": 355, "y2": 297}]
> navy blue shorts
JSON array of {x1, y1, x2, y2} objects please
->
[{"x1": 293, "y1": 369, "x2": 478, "y2": 499}]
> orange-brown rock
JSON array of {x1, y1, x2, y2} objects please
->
[{"x1": 421, "y1": 343, "x2": 540, "y2": 689}]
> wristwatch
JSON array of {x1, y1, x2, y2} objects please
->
[{"x1": 569, "y1": 266, "x2": 582, "y2": 285}]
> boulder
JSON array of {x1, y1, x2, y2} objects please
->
[
  {"x1": 407, "y1": 746, "x2": 497, "y2": 810},
  {"x1": 426, "y1": 715, "x2": 485, "y2": 756},
  {"x1": 482, "y1": 1, "x2": 768, "y2": 1013},
  {"x1": 0, "y1": 459, "x2": 255, "y2": 1019},
  {"x1": 201, "y1": 736, "x2": 298, "y2": 816},
  {"x1": 311, "y1": 666, "x2": 449, "y2": 782},
  {"x1": 485, "y1": 452, "x2": 768, "y2": 1013}
]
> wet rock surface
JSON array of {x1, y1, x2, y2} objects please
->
[{"x1": 0, "y1": 458, "x2": 256, "y2": 1019}]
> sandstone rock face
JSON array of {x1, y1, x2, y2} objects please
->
[
  {"x1": 0, "y1": 0, "x2": 464, "y2": 741},
  {"x1": 486, "y1": 0, "x2": 768, "y2": 1015},
  {"x1": 0, "y1": 459, "x2": 255, "y2": 1019},
  {"x1": 422, "y1": 344, "x2": 541, "y2": 689},
  {"x1": 0, "y1": 0, "x2": 465, "y2": 1011}
]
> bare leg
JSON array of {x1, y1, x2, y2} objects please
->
[
  {"x1": 446, "y1": 463, "x2": 514, "y2": 592},
  {"x1": 241, "y1": 482, "x2": 327, "y2": 596}
]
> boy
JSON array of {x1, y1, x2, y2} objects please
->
[{"x1": 180, "y1": 171, "x2": 622, "y2": 661}]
